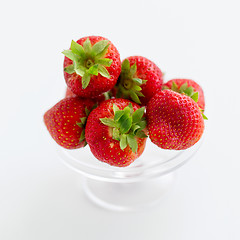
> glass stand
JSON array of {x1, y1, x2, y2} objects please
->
[
  {"x1": 82, "y1": 172, "x2": 176, "y2": 211},
  {"x1": 58, "y1": 138, "x2": 203, "y2": 212}
]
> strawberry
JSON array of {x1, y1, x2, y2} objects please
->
[
  {"x1": 162, "y1": 79, "x2": 205, "y2": 110},
  {"x1": 65, "y1": 87, "x2": 77, "y2": 98},
  {"x1": 63, "y1": 36, "x2": 121, "y2": 98},
  {"x1": 146, "y1": 89, "x2": 205, "y2": 150},
  {"x1": 65, "y1": 87, "x2": 106, "y2": 104},
  {"x1": 115, "y1": 56, "x2": 163, "y2": 105},
  {"x1": 85, "y1": 99, "x2": 148, "y2": 167},
  {"x1": 65, "y1": 86, "x2": 117, "y2": 103},
  {"x1": 44, "y1": 97, "x2": 94, "y2": 149}
]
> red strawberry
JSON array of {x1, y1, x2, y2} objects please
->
[
  {"x1": 63, "y1": 36, "x2": 121, "y2": 98},
  {"x1": 116, "y1": 56, "x2": 163, "y2": 105},
  {"x1": 85, "y1": 99, "x2": 148, "y2": 167},
  {"x1": 65, "y1": 87, "x2": 106, "y2": 104},
  {"x1": 163, "y1": 79, "x2": 205, "y2": 110},
  {"x1": 146, "y1": 90, "x2": 205, "y2": 150},
  {"x1": 44, "y1": 97, "x2": 94, "y2": 149},
  {"x1": 65, "y1": 87, "x2": 77, "y2": 98}
]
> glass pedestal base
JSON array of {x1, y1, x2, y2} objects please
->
[
  {"x1": 82, "y1": 172, "x2": 176, "y2": 211},
  {"x1": 59, "y1": 138, "x2": 203, "y2": 211}
]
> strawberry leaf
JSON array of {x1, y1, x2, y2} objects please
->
[
  {"x1": 135, "y1": 130, "x2": 148, "y2": 138},
  {"x1": 118, "y1": 113, "x2": 132, "y2": 134},
  {"x1": 136, "y1": 91, "x2": 145, "y2": 97},
  {"x1": 162, "y1": 85, "x2": 169, "y2": 90},
  {"x1": 64, "y1": 64, "x2": 75, "y2": 74},
  {"x1": 76, "y1": 122, "x2": 83, "y2": 128},
  {"x1": 201, "y1": 111, "x2": 208, "y2": 120},
  {"x1": 191, "y1": 92, "x2": 199, "y2": 102},
  {"x1": 133, "y1": 85, "x2": 142, "y2": 91},
  {"x1": 184, "y1": 86, "x2": 194, "y2": 97},
  {"x1": 127, "y1": 134, "x2": 138, "y2": 153},
  {"x1": 85, "y1": 107, "x2": 90, "y2": 116},
  {"x1": 80, "y1": 117, "x2": 86, "y2": 124},
  {"x1": 70, "y1": 40, "x2": 85, "y2": 59},
  {"x1": 112, "y1": 103, "x2": 120, "y2": 113},
  {"x1": 82, "y1": 73, "x2": 91, "y2": 89},
  {"x1": 79, "y1": 129, "x2": 85, "y2": 142},
  {"x1": 123, "y1": 105, "x2": 131, "y2": 115},
  {"x1": 83, "y1": 38, "x2": 92, "y2": 56},
  {"x1": 132, "y1": 78, "x2": 143, "y2": 85},
  {"x1": 95, "y1": 43, "x2": 110, "y2": 59},
  {"x1": 128, "y1": 103, "x2": 133, "y2": 115},
  {"x1": 132, "y1": 124, "x2": 141, "y2": 134},
  {"x1": 120, "y1": 134, "x2": 127, "y2": 150},
  {"x1": 88, "y1": 64, "x2": 99, "y2": 76},
  {"x1": 62, "y1": 50, "x2": 77, "y2": 61},
  {"x1": 92, "y1": 40, "x2": 109, "y2": 56},
  {"x1": 132, "y1": 107, "x2": 145, "y2": 123},
  {"x1": 121, "y1": 59, "x2": 130, "y2": 72},
  {"x1": 75, "y1": 66, "x2": 86, "y2": 77},
  {"x1": 137, "y1": 120, "x2": 147, "y2": 130},
  {"x1": 98, "y1": 65, "x2": 111, "y2": 78},
  {"x1": 100, "y1": 118, "x2": 117, "y2": 128},
  {"x1": 96, "y1": 58, "x2": 113, "y2": 67},
  {"x1": 130, "y1": 62, "x2": 137, "y2": 75},
  {"x1": 171, "y1": 81, "x2": 179, "y2": 92},
  {"x1": 114, "y1": 110, "x2": 125, "y2": 121},
  {"x1": 179, "y1": 82, "x2": 188, "y2": 92},
  {"x1": 112, "y1": 128, "x2": 120, "y2": 140},
  {"x1": 130, "y1": 91, "x2": 141, "y2": 104}
]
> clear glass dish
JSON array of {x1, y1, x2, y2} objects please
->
[{"x1": 58, "y1": 138, "x2": 203, "y2": 211}]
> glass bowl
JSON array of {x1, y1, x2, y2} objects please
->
[{"x1": 58, "y1": 138, "x2": 203, "y2": 211}]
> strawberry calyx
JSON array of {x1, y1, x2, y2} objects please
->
[
  {"x1": 116, "y1": 59, "x2": 147, "y2": 104},
  {"x1": 163, "y1": 81, "x2": 198, "y2": 100},
  {"x1": 163, "y1": 81, "x2": 208, "y2": 120},
  {"x1": 100, "y1": 103, "x2": 147, "y2": 153},
  {"x1": 76, "y1": 107, "x2": 92, "y2": 146},
  {"x1": 62, "y1": 38, "x2": 113, "y2": 89}
]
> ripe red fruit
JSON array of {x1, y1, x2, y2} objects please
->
[
  {"x1": 65, "y1": 87, "x2": 106, "y2": 104},
  {"x1": 63, "y1": 36, "x2": 121, "y2": 98},
  {"x1": 146, "y1": 90, "x2": 204, "y2": 150},
  {"x1": 44, "y1": 97, "x2": 94, "y2": 149},
  {"x1": 65, "y1": 87, "x2": 77, "y2": 98},
  {"x1": 163, "y1": 78, "x2": 205, "y2": 110},
  {"x1": 116, "y1": 56, "x2": 163, "y2": 105},
  {"x1": 85, "y1": 99, "x2": 148, "y2": 167}
]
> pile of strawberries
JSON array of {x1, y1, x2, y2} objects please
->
[{"x1": 44, "y1": 36, "x2": 207, "y2": 167}]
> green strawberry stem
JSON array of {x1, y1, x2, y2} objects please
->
[
  {"x1": 100, "y1": 103, "x2": 147, "y2": 153},
  {"x1": 62, "y1": 38, "x2": 113, "y2": 89},
  {"x1": 116, "y1": 59, "x2": 147, "y2": 104}
]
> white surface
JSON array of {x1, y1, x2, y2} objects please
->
[{"x1": 0, "y1": 0, "x2": 240, "y2": 239}]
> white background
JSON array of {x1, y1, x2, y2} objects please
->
[{"x1": 1, "y1": 0, "x2": 240, "y2": 239}]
